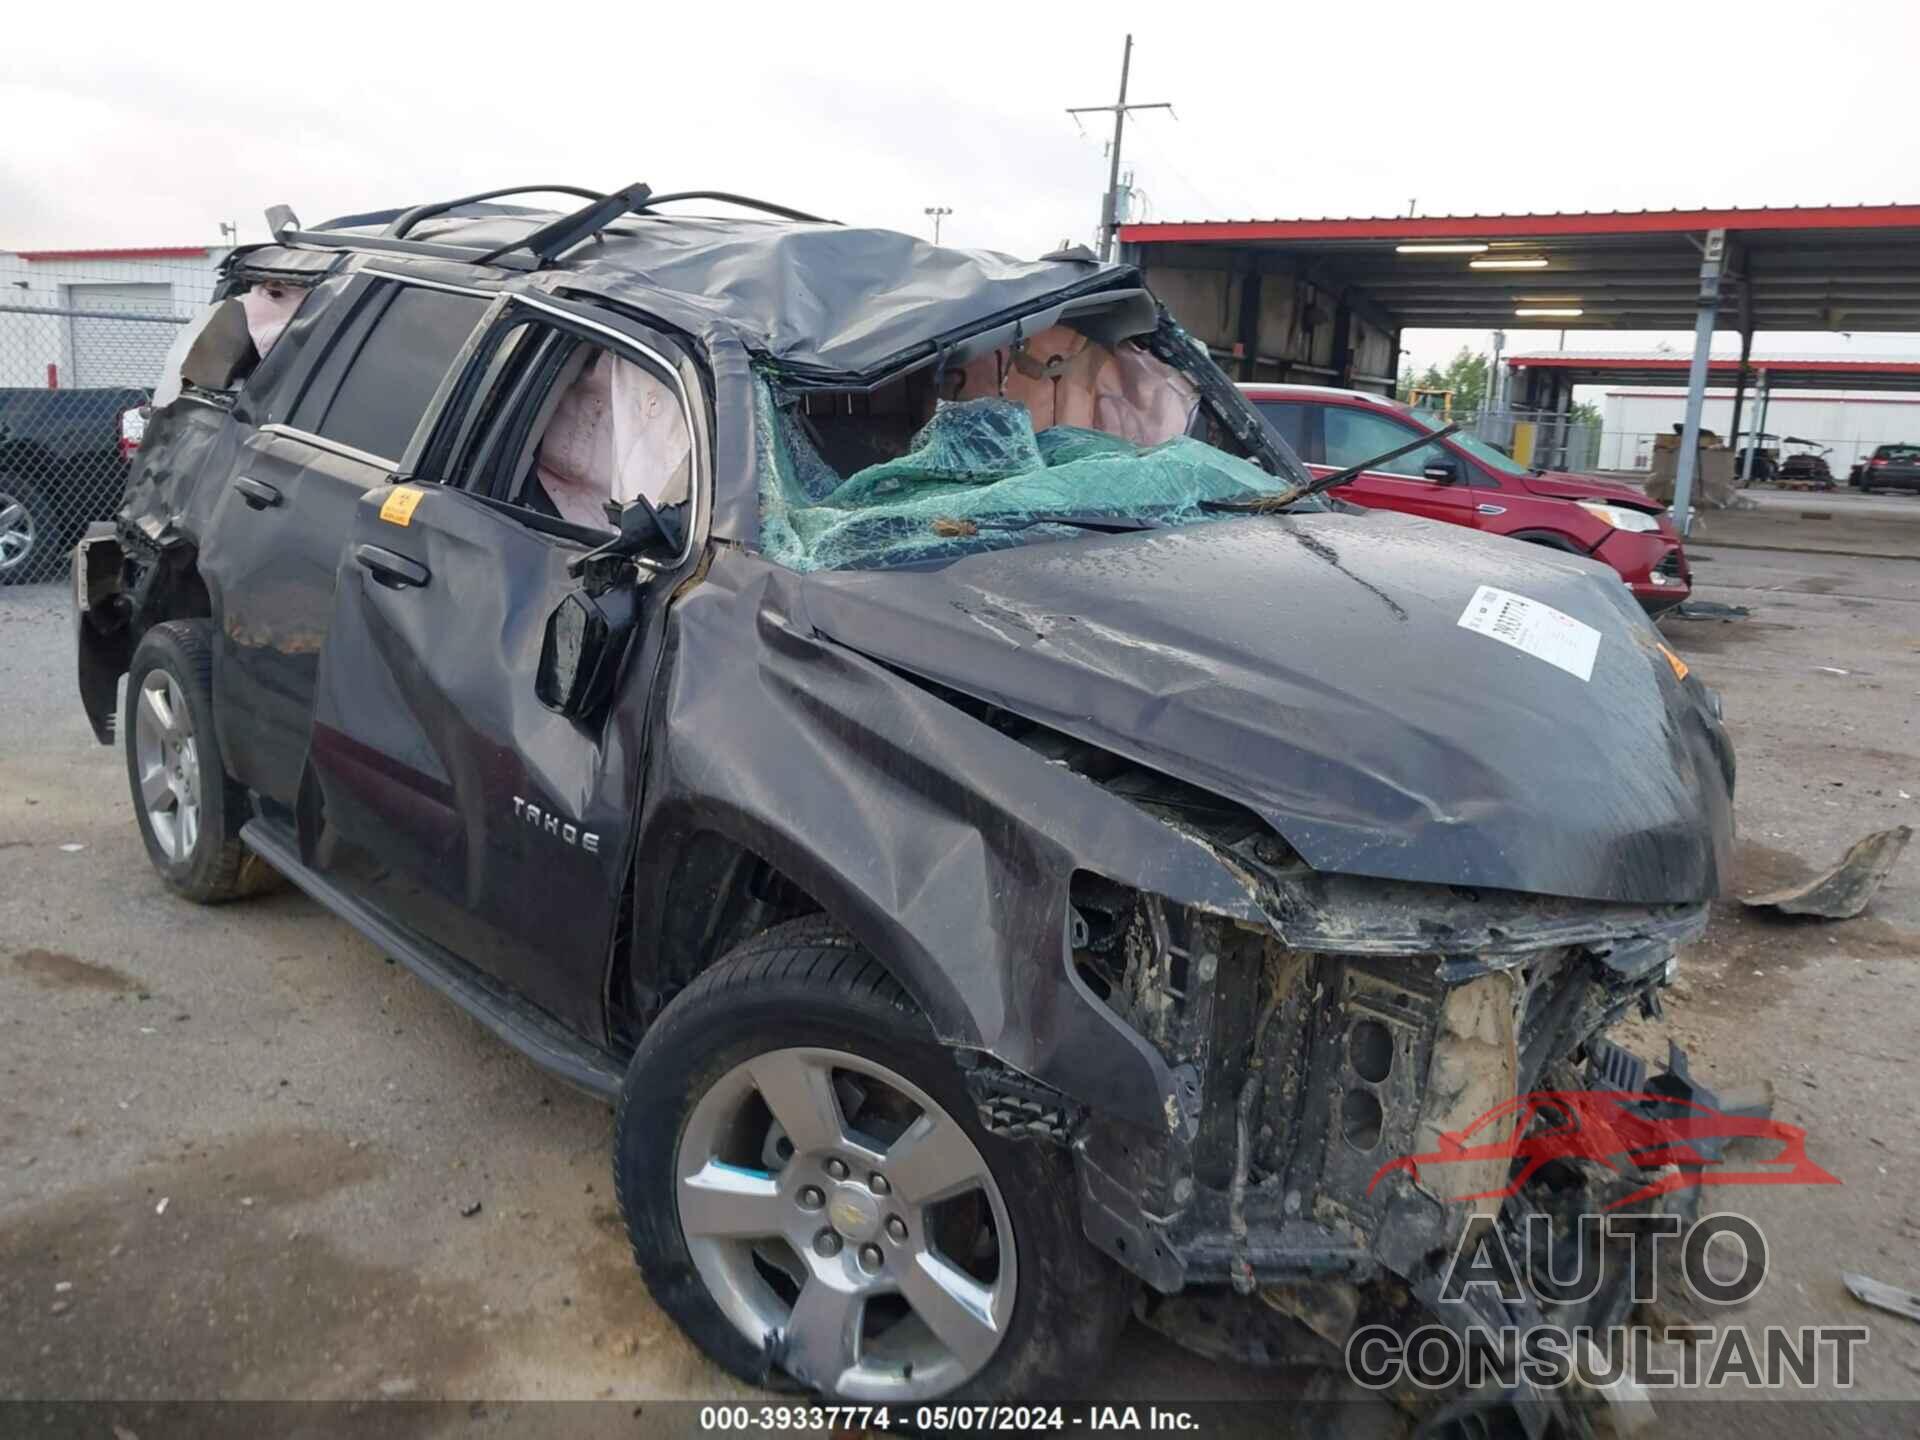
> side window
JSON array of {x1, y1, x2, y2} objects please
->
[
  {"x1": 301, "y1": 285, "x2": 490, "y2": 461},
  {"x1": 426, "y1": 315, "x2": 693, "y2": 539},
  {"x1": 1254, "y1": 400, "x2": 1310, "y2": 459},
  {"x1": 236, "y1": 276, "x2": 349, "y2": 423},
  {"x1": 1321, "y1": 406, "x2": 1447, "y2": 477}
]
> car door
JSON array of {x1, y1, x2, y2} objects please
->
[
  {"x1": 1314, "y1": 403, "x2": 1482, "y2": 530},
  {"x1": 203, "y1": 274, "x2": 494, "y2": 808},
  {"x1": 302, "y1": 296, "x2": 704, "y2": 1034}
]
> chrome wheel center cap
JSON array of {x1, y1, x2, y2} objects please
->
[{"x1": 826, "y1": 1184, "x2": 881, "y2": 1242}]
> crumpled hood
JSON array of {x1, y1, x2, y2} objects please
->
[
  {"x1": 797, "y1": 509, "x2": 1733, "y2": 904},
  {"x1": 1519, "y1": 468, "x2": 1666, "y2": 513}
]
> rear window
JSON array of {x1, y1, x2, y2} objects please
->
[
  {"x1": 308, "y1": 286, "x2": 489, "y2": 461},
  {"x1": 1876, "y1": 444, "x2": 1920, "y2": 461}
]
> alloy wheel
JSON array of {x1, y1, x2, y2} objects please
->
[
  {"x1": 0, "y1": 491, "x2": 34, "y2": 576},
  {"x1": 675, "y1": 1045, "x2": 1016, "y2": 1400},
  {"x1": 134, "y1": 670, "x2": 201, "y2": 862}
]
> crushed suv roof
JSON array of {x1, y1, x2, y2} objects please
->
[{"x1": 314, "y1": 206, "x2": 1114, "y2": 378}]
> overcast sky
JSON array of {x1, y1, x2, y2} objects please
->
[{"x1": 5, "y1": 0, "x2": 1917, "y2": 372}]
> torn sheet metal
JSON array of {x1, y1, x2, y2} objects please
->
[
  {"x1": 1739, "y1": 825, "x2": 1912, "y2": 919},
  {"x1": 329, "y1": 210, "x2": 1113, "y2": 381},
  {"x1": 798, "y1": 508, "x2": 1736, "y2": 905},
  {"x1": 1844, "y1": 1273, "x2": 1920, "y2": 1324}
]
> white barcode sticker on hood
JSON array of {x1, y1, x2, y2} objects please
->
[{"x1": 1457, "y1": 585, "x2": 1600, "y2": 682}]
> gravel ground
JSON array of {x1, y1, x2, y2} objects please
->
[{"x1": 4, "y1": 535, "x2": 1919, "y2": 1432}]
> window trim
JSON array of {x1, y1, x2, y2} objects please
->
[
  {"x1": 257, "y1": 421, "x2": 398, "y2": 473},
  {"x1": 407, "y1": 290, "x2": 707, "y2": 576}
]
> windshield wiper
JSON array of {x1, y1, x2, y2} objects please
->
[
  {"x1": 949, "y1": 512, "x2": 1160, "y2": 535},
  {"x1": 1201, "y1": 422, "x2": 1464, "y2": 512}
]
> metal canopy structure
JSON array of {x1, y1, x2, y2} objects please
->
[
  {"x1": 1119, "y1": 205, "x2": 1920, "y2": 332},
  {"x1": 1119, "y1": 204, "x2": 1920, "y2": 530}
]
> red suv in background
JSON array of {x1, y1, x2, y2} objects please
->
[{"x1": 1242, "y1": 384, "x2": 1691, "y2": 614}]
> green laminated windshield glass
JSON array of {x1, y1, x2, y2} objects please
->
[{"x1": 756, "y1": 387, "x2": 1293, "y2": 572}]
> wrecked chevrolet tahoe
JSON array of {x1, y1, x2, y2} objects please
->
[{"x1": 73, "y1": 183, "x2": 1737, "y2": 1427}]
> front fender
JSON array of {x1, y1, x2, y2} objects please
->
[{"x1": 633, "y1": 549, "x2": 1260, "y2": 1129}]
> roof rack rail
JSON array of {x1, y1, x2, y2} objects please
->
[
  {"x1": 473, "y1": 181, "x2": 657, "y2": 267},
  {"x1": 633, "y1": 191, "x2": 834, "y2": 224},
  {"x1": 385, "y1": 185, "x2": 609, "y2": 239},
  {"x1": 262, "y1": 184, "x2": 834, "y2": 272},
  {"x1": 264, "y1": 203, "x2": 540, "y2": 270}
]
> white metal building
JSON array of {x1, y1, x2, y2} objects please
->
[
  {"x1": 1599, "y1": 386, "x2": 1920, "y2": 473},
  {"x1": 0, "y1": 246, "x2": 227, "y2": 390}
]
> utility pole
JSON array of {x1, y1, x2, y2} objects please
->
[
  {"x1": 1067, "y1": 34, "x2": 1172, "y2": 261},
  {"x1": 923, "y1": 206, "x2": 952, "y2": 245}
]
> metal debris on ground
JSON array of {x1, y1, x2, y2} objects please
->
[
  {"x1": 1740, "y1": 826, "x2": 1913, "y2": 920},
  {"x1": 1669, "y1": 599, "x2": 1752, "y2": 621},
  {"x1": 459, "y1": 1200, "x2": 483, "y2": 1218},
  {"x1": 1843, "y1": 1273, "x2": 1920, "y2": 1324}
]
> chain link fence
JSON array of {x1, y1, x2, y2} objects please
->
[
  {"x1": 1466, "y1": 409, "x2": 1598, "y2": 474},
  {"x1": 0, "y1": 257, "x2": 215, "y2": 584}
]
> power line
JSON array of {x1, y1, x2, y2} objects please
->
[{"x1": 1066, "y1": 34, "x2": 1173, "y2": 261}]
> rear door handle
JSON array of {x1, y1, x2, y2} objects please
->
[
  {"x1": 353, "y1": 544, "x2": 430, "y2": 589},
  {"x1": 234, "y1": 475, "x2": 282, "y2": 509}
]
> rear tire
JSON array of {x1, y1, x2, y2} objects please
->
[
  {"x1": 615, "y1": 916, "x2": 1131, "y2": 1402},
  {"x1": 124, "y1": 621, "x2": 279, "y2": 903}
]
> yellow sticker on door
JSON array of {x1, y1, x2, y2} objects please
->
[{"x1": 379, "y1": 486, "x2": 425, "y2": 526}]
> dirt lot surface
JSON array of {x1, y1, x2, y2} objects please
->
[{"x1": 5, "y1": 521, "x2": 1920, "y2": 1432}]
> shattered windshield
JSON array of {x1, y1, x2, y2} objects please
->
[{"x1": 755, "y1": 382, "x2": 1296, "y2": 573}]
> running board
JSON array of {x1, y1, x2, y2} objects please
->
[{"x1": 240, "y1": 819, "x2": 625, "y2": 1102}]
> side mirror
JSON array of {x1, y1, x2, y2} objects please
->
[
  {"x1": 1424, "y1": 459, "x2": 1462, "y2": 484},
  {"x1": 567, "y1": 494, "x2": 683, "y2": 581},
  {"x1": 536, "y1": 587, "x2": 637, "y2": 719}
]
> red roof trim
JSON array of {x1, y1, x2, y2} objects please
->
[
  {"x1": 1605, "y1": 390, "x2": 1920, "y2": 406},
  {"x1": 1119, "y1": 204, "x2": 1920, "y2": 245},
  {"x1": 15, "y1": 246, "x2": 211, "y2": 262},
  {"x1": 1507, "y1": 356, "x2": 1920, "y2": 373}
]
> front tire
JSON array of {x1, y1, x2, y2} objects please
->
[
  {"x1": 124, "y1": 621, "x2": 277, "y2": 903},
  {"x1": 615, "y1": 917, "x2": 1130, "y2": 1403}
]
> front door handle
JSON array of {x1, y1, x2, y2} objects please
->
[
  {"x1": 354, "y1": 544, "x2": 430, "y2": 589},
  {"x1": 1476, "y1": 504, "x2": 1508, "y2": 516},
  {"x1": 234, "y1": 475, "x2": 282, "y2": 510}
]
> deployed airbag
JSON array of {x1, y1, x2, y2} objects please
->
[
  {"x1": 536, "y1": 351, "x2": 693, "y2": 529},
  {"x1": 955, "y1": 326, "x2": 1198, "y2": 445}
]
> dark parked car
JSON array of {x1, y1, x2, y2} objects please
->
[
  {"x1": 1852, "y1": 442, "x2": 1920, "y2": 492},
  {"x1": 74, "y1": 184, "x2": 1737, "y2": 1427},
  {"x1": 0, "y1": 385, "x2": 147, "y2": 582},
  {"x1": 1242, "y1": 384, "x2": 1691, "y2": 614}
]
